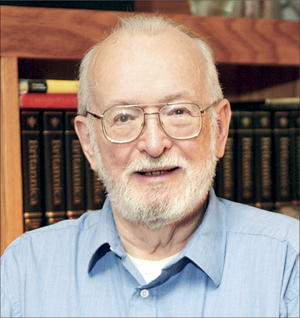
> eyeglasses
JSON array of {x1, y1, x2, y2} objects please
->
[{"x1": 86, "y1": 102, "x2": 215, "y2": 143}]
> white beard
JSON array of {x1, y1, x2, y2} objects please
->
[{"x1": 90, "y1": 122, "x2": 218, "y2": 230}]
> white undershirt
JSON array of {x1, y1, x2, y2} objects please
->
[{"x1": 127, "y1": 252, "x2": 180, "y2": 284}]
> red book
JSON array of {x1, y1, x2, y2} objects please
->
[{"x1": 20, "y1": 93, "x2": 77, "y2": 109}]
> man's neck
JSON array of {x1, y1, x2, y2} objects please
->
[{"x1": 112, "y1": 199, "x2": 207, "y2": 260}]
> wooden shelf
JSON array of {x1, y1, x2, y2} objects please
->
[
  {"x1": 1, "y1": 5, "x2": 299, "y2": 65},
  {"x1": 1, "y1": 5, "x2": 299, "y2": 254}
]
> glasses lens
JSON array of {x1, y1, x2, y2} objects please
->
[
  {"x1": 103, "y1": 106, "x2": 143, "y2": 142},
  {"x1": 160, "y1": 103, "x2": 201, "y2": 139}
]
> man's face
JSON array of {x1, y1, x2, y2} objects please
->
[{"x1": 76, "y1": 30, "x2": 230, "y2": 229}]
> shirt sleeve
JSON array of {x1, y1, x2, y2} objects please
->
[{"x1": 281, "y1": 254, "x2": 299, "y2": 318}]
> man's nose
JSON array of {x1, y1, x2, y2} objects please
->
[{"x1": 135, "y1": 114, "x2": 172, "y2": 158}]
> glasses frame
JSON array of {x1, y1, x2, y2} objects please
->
[{"x1": 85, "y1": 101, "x2": 216, "y2": 143}]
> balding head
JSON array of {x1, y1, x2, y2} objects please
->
[{"x1": 78, "y1": 15, "x2": 223, "y2": 115}]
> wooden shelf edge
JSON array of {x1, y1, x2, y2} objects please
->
[
  {"x1": 1, "y1": 56, "x2": 24, "y2": 255},
  {"x1": 1, "y1": 5, "x2": 299, "y2": 65}
]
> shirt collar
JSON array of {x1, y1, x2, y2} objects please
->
[
  {"x1": 87, "y1": 199, "x2": 127, "y2": 273},
  {"x1": 87, "y1": 188, "x2": 227, "y2": 286},
  {"x1": 182, "y1": 188, "x2": 226, "y2": 286}
]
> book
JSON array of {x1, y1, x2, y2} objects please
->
[
  {"x1": 294, "y1": 110, "x2": 300, "y2": 205},
  {"x1": 21, "y1": 111, "x2": 44, "y2": 231},
  {"x1": 253, "y1": 110, "x2": 273, "y2": 210},
  {"x1": 273, "y1": 110, "x2": 294, "y2": 208},
  {"x1": 65, "y1": 111, "x2": 86, "y2": 219},
  {"x1": 19, "y1": 79, "x2": 78, "y2": 94},
  {"x1": 235, "y1": 110, "x2": 255, "y2": 205},
  {"x1": 20, "y1": 93, "x2": 77, "y2": 109},
  {"x1": 43, "y1": 111, "x2": 66, "y2": 224},
  {"x1": 86, "y1": 164, "x2": 106, "y2": 211},
  {"x1": 216, "y1": 110, "x2": 236, "y2": 201}
]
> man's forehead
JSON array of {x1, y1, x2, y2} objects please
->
[
  {"x1": 102, "y1": 91, "x2": 198, "y2": 108},
  {"x1": 91, "y1": 28, "x2": 202, "y2": 69},
  {"x1": 88, "y1": 29, "x2": 207, "y2": 110}
]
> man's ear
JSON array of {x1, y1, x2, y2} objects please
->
[
  {"x1": 74, "y1": 115, "x2": 97, "y2": 170},
  {"x1": 215, "y1": 99, "x2": 231, "y2": 158}
]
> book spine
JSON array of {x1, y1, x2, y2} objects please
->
[
  {"x1": 273, "y1": 111, "x2": 293, "y2": 208},
  {"x1": 222, "y1": 110, "x2": 236, "y2": 201},
  {"x1": 294, "y1": 110, "x2": 300, "y2": 204},
  {"x1": 289, "y1": 110, "x2": 298, "y2": 205},
  {"x1": 65, "y1": 111, "x2": 86, "y2": 219},
  {"x1": 43, "y1": 111, "x2": 66, "y2": 224},
  {"x1": 20, "y1": 93, "x2": 77, "y2": 109},
  {"x1": 236, "y1": 111, "x2": 255, "y2": 205},
  {"x1": 21, "y1": 111, "x2": 44, "y2": 231},
  {"x1": 85, "y1": 163, "x2": 105, "y2": 211},
  {"x1": 216, "y1": 110, "x2": 236, "y2": 200},
  {"x1": 253, "y1": 110, "x2": 273, "y2": 210},
  {"x1": 19, "y1": 79, "x2": 78, "y2": 94}
]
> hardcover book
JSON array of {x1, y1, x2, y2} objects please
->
[
  {"x1": 65, "y1": 111, "x2": 86, "y2": 219},
  {"x1": 273, "y1": 110, "x2": 293, "y2": 208},
  {"x1": 19, "y1": 79, "x2": 78, "y2": 94},
  {"x1": 253, "y1": 110, "x2": 273, "y2": 210},
  {"x1": 43, "y1": 111, "x2": 66, "y2": 224},
  {"x1": 20, "y1": 93, "x2": 77, "y2": 109},
  {"x1": 216, "y1": 110, "x2": 237, "y2": 201},
  {"x1": 21, "y1": 111, "x2": 44, "y2": 231},
  {"x1": 86, "y1": 163, "x2": 106, "y2": 211},
  {"x1": 235, "y1": 110, "x2": 255, "y2": 205}
]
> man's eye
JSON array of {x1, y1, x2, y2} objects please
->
[
  {"x1": 175, "y1": 109, "x2": 184, "y2": 115},
  {"x1": 169, "y1": 107, "x2": 190, "y2": 116},
  {"x1": 114, "y1": 113, "x2": 134, "y2": 124}
]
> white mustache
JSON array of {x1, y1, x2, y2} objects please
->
[{"x1": 124, "y1": 154, "x2": 188, "y2": 175}]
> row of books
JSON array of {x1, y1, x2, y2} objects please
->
[
  {"x1": 21, "y1": 110, "x2": 106, "y2": 231},
  {"x1": 19, "y1": 80, "x2": 300, "y2": 230},
  {"x1": 215, "y1": 99, "x2": 300, "y2": 212}
]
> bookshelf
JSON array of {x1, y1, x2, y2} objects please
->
[{"x1": 1, "y1": 5, "x2": 299, "y2": 254}]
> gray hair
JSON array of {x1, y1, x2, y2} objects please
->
[{"x1": 77, "y1": 15, "x2": 223, "y2": 116}]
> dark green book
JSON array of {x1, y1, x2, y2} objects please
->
[
  {"x1": 65, "y1": 111, "x2": 86, "y2": 219},
  {"x1": 43, "y1": 111, "x2": 66, "y2": 224},
  {"x1": 236, "y1": 110, "x2": 255, "y2": 205},
  {"x1": 253, "y1": 110, "x2": 273, "y2": 210},
  {"x1": 21, "y1": 110, "x2": 44, "y2": 231},
  {"x1": 294, "y1": 110, "x2": 300, "y2": 205},
  {"x1": 85, "y1": 163, "x2": 105, "y2": 211},
  {"x1": 216, "y1": 111, "x2": 236, "y2": 201},
  {"x1": 272, "y1": 110, "x2": 294, "y2": 209}
]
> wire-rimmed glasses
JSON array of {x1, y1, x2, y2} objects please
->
[{"x1": 85, "y1": 102, "x2": 215, "y2": 143}]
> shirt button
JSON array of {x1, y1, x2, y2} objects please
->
[{"x1": 140, "y1": 289, "x2": 149, "y2": 298}]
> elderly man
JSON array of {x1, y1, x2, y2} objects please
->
[{"x1": 1, "y1": 16, "x2": 299, "y2": 317}]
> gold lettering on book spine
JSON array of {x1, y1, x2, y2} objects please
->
[
  {"x1": 279, "y1": 137, "x2": 289, "y2": 198},
  {"x1": 223, "y1": 137, "x2": 234, "y2": 199},
  {"x1": 72, "y1": 139, "x2": 83, "y2": 205},
  {"x1": 28, "y1": 139, "x2": 39, "y2": 206},
  {"x1": 93, "y1": 173, "x2": 103, "y2": 205},
  {"x1": 261, "y1": 137, "x2": 272, "y2": 199},
  {"x1": 51, "y1": 139, "x2": 63, "y2": 205},
  {"x1": 242, "y1": 137, "x2": 252, "y2": 199}
]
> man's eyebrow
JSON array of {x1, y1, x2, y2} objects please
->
[{"x1": 106, "y1": 92, "x2": 194, "y2": 108}]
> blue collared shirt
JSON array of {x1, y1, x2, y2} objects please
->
[{"x1": 1, "y1": 189, "x2": 299, "y2": 317}]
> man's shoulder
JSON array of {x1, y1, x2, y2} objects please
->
[
  {"x1": 2, "y1": 210, "x2": 104, "y2": 256},
  {"x1": 219, "y1": 198, "x2": 299, "y2": 252}
]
